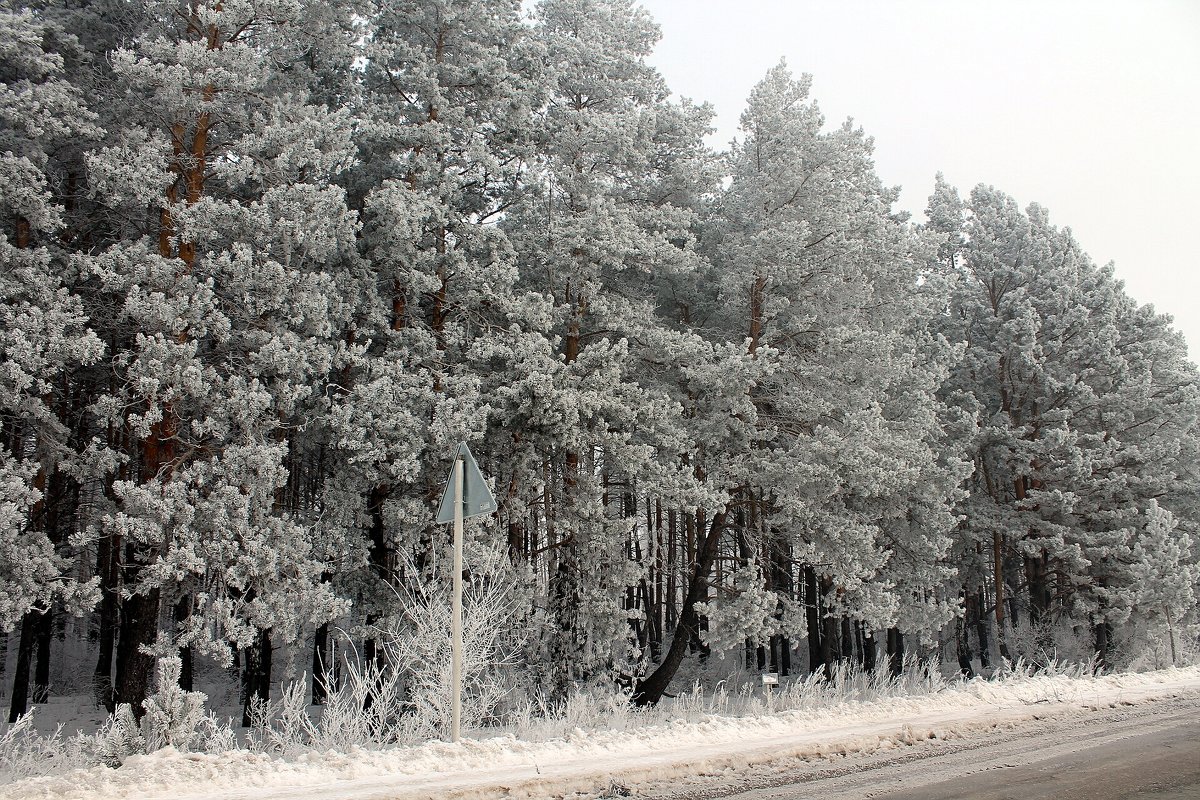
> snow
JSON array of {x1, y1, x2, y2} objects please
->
[{"x1": 6, "y1": 666, "x2": 1199, "y2": 800}]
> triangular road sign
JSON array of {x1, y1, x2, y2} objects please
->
[{"x1": 435, "y1": 442, "x2": 498, "y2": 524}]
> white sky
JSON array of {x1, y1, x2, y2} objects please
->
[{"x1": 635, "y1": 0, "x2": 1200, "y2": 357}]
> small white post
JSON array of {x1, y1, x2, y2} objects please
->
[
  {"x1": 451, "y1": 457, "x2": 464, "y2": 743},
  {"x1": 762, "y1": 672, "x2": 778, "y2": 713},
  {"x1": 1165, "y1": 606, "x2": 1178, "y2": 667}
]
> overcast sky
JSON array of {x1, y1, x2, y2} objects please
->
[{"x1": 635, "y1": 0, "x2": 1200, "y2": 357}]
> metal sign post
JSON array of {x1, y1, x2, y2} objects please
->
[
  {"x1": 451, "y1": 456, "x2": 464, "y2": 743},
  {"x1": 435, "y1": 443, "x2": 497, "y2": 744}
]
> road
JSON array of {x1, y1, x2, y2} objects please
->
[
  {"x1": 643, "y1": 695, "x2": 1200, "y2": 800},
  {"x1": 875, "y1": 713, "x2": 1200, "y2": 800}
]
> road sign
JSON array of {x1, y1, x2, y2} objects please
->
[
  {"x1": 435, "y1": 442, "x2": 496, "y2": 744},
  {"x1": 435, "y1": 443, "x2": 497, "y2": 524}
]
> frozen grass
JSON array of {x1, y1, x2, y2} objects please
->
[
  {"x1": 502, "y1": 654, "x2": 1093, "y2": 743},
  {"x1": 0, "y1": 653, "x2": 1181, "y2": 786},
  {"x1": 6, "y1": 661, "x2": 1199, "y2": 800},
  {"x1": 0, "y1": 713, "x2": 94, "y2": 782}
]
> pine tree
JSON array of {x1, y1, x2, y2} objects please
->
[
  {"x1": 930, "y1": 181, "x2": 1200, "y2": 666},
  {"x1": 328, "y1": 0, "x2": 548, "y2": 671},
  {"x1": 0, "y1": 4, "x2": 105, "y2": 721},
  {"x1": 637, "y1": 62, "x2": 968, "y2": 700},
  {"x1": 500, "y1": 0, "x2": 714, "y2": 694},
  {"x1": 77, "y1": 0, "x2": 361, "y2": 715},
  {"x1": 1126, "y1": 501, "x2": 1196, "y2": 665}
]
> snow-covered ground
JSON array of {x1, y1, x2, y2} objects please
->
[{"x1": 7, "y1": 666, "x2": 1200, "y2": 800}]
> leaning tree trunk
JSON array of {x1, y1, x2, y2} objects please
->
[{"x1": 633, "y1": 511, "x2": 726, "y2": 706}]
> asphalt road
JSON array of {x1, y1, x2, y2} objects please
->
[
  {"x1": 648, "y1": 695, "x2": 1200, "y2": 800},
  {"x1": 874, "y1": 714, "x2": 1200, "y2": 800}
]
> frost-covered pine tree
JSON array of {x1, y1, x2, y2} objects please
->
[
  {"x1": 0, "y1": 4, "x2": 105, "y2": 721},
  {"x1": 77, "y1": 0, "x2": 361, "y2": 715},
  {"x1": 497, "y1": 0, "x2": 715, "y2": 695},
  {"x1": 638, "y1": 63, "x2": 968, "y2": 700},
  {"x1": 1127, "y1": 501, "x2": 1196, "y2": 665},
  {"x1": 327, "y1": 0, "x2": 550, "y2": 673},
  {"x1": 930, "y1": 180, "x2": 1200, "y2": 666}
]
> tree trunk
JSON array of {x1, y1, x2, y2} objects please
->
[
  {"x1": 820, "y1": 611, "x2": 839, "y2": 680},
  {"x1": 665, "y1": 509, "x2": 677, "y2": 632},
  {"x1": 15, "y1": 215, "x2": 30, "y2": 249},
  {"x1": 8, "y1": 610, "x2": 37, "y2": 722},
  {"x1": 115, "y1": 583, "x2": 161, "y2": 717},
  {"x1": 993, "y1": 529, "x2": 1005, "y2": 632},
  {"x1": 817, "y1": 575, "x2": 838, "y2": 679},
  {"x1": 861, "y1": 624, "x2": 876, "y2": 672},
  {"x1": 973, "y1": 591, "x2": 991, "y2": 669},
  {"x1": 174, "y1": 595, "x2": 193, "y2": 692},
  {"x1": 637, "y1": 578, "x2": 656, "y2": 661},
  {"x1": 93, "y1": 531, "x2": 120, "y2": 712},
  {"x1": 993, "y1": 533, "x2": 1011, "y2": 661},
  {"x1": 1026, "y1": 553, "x2": 1049, "y2": 620},
  {"x1": 312, "y1": 622, "x2": 330, "y2": 705},
  {"x1": 804, "y1": 566, "x2": 822, "y2": 675},
  {"x1": 1094, "y1": 619, "x2": 1112, "y2": 672},
  {"x1": 840, "y1": 616, "x2": 854, "y2": 662},
  {"x1": 772, "y1": 634, "x2": 790, "y2": 676},
  {"x1": 748, "y1": 270, "x2": 766, "y2": 356},
  {"x1": 769, "y1": 539, "x2": 791, "y2": 676},
  {"x1": 1094, "y1": 582, "x2": 1111, "y2": 672},
  {"x1": 955, "y1": 612, "x2": 975, "y2": 677},
  {"x1": 633, "y1": 511, "x2": 726, "y2": 705},
  {"x1": 549, "y1": 553, "x2": 577, "y2": 694},
  {"x1": 31, "y1": 607, "x2": 52, "y2": 703},
  {"x1": 241, "y1": 627, "x2": 273, "y2": 727},
  {"x1": 507, "y1": 518, "x2": 524, "y2": 564},
  {"x1": 363, "y1": 483, "x2": 391, "y2": 669},
  {"x1": 1164, "y1": 607, "x2": 1178, "y2": 667},
  {"x1": 652, "y1": 499, "x2": 664, "y2": 660},
  {"x1": 886, "y1": 627, "x2": 904, "y2": 676}
]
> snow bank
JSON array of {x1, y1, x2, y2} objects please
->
[{"x1": 7, "y1": 666, "x2": 1199, "y2": 800}]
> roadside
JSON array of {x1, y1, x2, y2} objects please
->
[{"x1": 6, "y1": 667, "x2": 1199, "y2": 800}]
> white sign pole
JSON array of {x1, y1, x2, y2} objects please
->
[
  {"x1": 436, "y1": 443, "x2": 494, "y2": 743},
  {"x1": 451, "y1": 457, "x2": 464, "y2": 743}
]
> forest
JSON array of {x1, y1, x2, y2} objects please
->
[{"x1": 2, "y1": 0, "x2": 1198, "y2": 734}]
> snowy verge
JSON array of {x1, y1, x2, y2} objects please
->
[{"x1": 7, "y1": 666, "x2": 1200, "y2": 800}]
